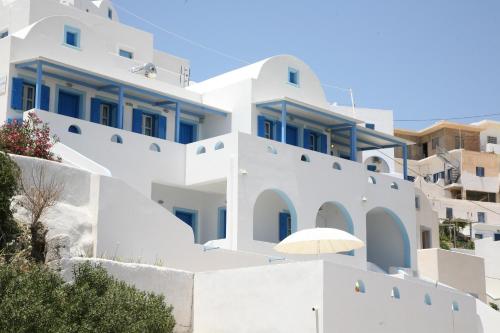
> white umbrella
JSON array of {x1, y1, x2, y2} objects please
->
[{"x1": 274, "y1": 228, "x2": 365, "y2": 255}]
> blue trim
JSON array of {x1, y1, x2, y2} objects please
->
[
  {"x1": 287, "y1": 67, "x2": 300, "y2": 87},
  {"x1": 256, "y1": 100, "x2": 357, "y2": 125},
  {"x1": 218, "y1": 207, "x2": 227, "y2": 239},
  {"x1": 380, "y1": 208, "x2": 411, "y2": 268},
  {"x1": 280, "y1": 101, "x2": 287, "y2": 143},
  {"x1": 350, "y1": 126, "x2": 357, "y2": 161},
  {"x1": 35, "y1": 61, "x2": 42, "y2": 109},
  {"x1": 179, "y1": 118, "x2": 199, "y2": 143},
  {"x1": 402, "y1": 144, "x2": 408, "y2": 180},
  {"x1": 175, "y1": 102, "x2": 181, "y2": 143},
  {"x1": 16, "y1": 60, "x2": 227, "y2": 118},
  {"x1": 55, "y1": 84, "x2": 86, "y2": 120},
  {"x1": 63, "y1": 25, "x2": 81, "y2": 49},
  {"x1": 173, "y1": 207, "x2": 199, "y2": 243},
  {"x1": 117, "y1": 86, "x2": 124, "y2": 129}
]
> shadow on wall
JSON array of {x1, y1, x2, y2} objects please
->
[
  {"x1": 253, "y1": 189, "x2": 297, "y2": 243},
  {"x1": 366, "y1": 207, "x2": 411, "y2": 272}
]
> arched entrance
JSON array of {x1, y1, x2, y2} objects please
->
[
  {"x1": 253, "y1": 189, "x2": 297, "y2": 243},
  {"x1": 364, "y1": 156, "x2": 390, "y2": 173},
  {"x1": 366, "y1": 207, "x2": 411, "y2": 272},
  {"x1": 316, "y1": 202, "x2": 355, "y2": 255}
]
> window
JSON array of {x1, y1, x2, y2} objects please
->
[
  {"x1": 475, "y1": 233, "x2": 483, "y2": 239},
  {"x1": 476, "y1": 167, "x2": 485, "y2": 177},
  {"x1": 22, "y1": 84, "x2": 35, "y2": 111},
  {"x1": 111, "y1": 134, "x2": 123, "y2": 144},
  {"x1": 100, "y1": 104, "x2": 111, "y2": 126},
  {"x1": 454, "y1": 136, "x2": 464, "y2": 149},
  {"x1": 495, "y1": 233, "x2": 500, "y2": 242},
  {"x1": 264, "y1": 120, "x2": 273, "y2": 139},
  {"x1": 308, "y1": 132, "x2": 319, "y2": 151},
  {"x1": 446, "y1": 207, "x2": 453, "y2": 220},
  {"x1": 478, "y1": 212, "x2": 486, "y2": 223},
  {"x1": 367, "y1": 164, "x2": 377, "y2": 172},
  {"x1": 391, "y1": 287, "x2": 400, "y2": 299},
  {"x1": 0, "y1": 30, "x2": 8, "y2": 39},
  {"x1": 119, "y1": 49, "x2": 133, "y2": 59},
  {"x1": 424, "y1": 294, "x2": 432, "y2": 306},
  {"x1": 64, "y1": 26, "x2": 80, "y2": 48},
  {"x1": 466, "y1": 191, "x2": 496, "y2": 203},
  {"x1": 415, "y1": 196, "x2": 421, "y2": 210},
  {"x1": 288, "y1": 68, "x2": 299, "y2": 86},
  {"x1": 431, "y1": 137, "x2": 440, "y2": 149},
  {"x1": 108, "y1": 8, "x2": 113, "y2": 19},
  {"x1": 365, "y1": 123, "x2": 375, "y2": 130},
  {"x1": 142, "y1": 114, "x2": 153, "y2": 136},
  {"x1": 487, "y1": 136, "x2": 497, "y2": 144}
]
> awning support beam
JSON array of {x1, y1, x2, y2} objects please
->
[{"x1": 35, "y1": 61, "x2": 42, "y2": 110}]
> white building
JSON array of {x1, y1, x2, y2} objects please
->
[{"x1": 1, "y1": 0, "x2": 498, "y2": 331}]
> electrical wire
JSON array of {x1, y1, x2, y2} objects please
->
[{"x1": 395, "y1": 113, "x2": 500, "y2": 122}]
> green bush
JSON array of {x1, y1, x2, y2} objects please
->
[
  {"x1": 0, "y1": 152, "x2": 20, "y2": 251},
  {"x1": 0, "y1": 262, "x2": 176, "y2": 333}
]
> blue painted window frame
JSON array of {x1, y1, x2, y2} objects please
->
[
  {"x1": 476, "y1": 166, "x2": 485, "y2": 177},
  {"x1": 173, "y1": 207, "x2": 199, "y2": 243},
  {"x1": 63, "y1": 25, "x2": 81, "y2": 49},
  {"x1": 119, "y1": 49, "x2": 133, "y2": 59},
  {"x1": 365, "y1": 123, "x2": 375, "y2": 130},
  {"x1": 288, "y1": 67, "x2": 299, "y2": 86}
]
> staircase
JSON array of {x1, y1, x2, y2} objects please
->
[{"x1": 436, "y1": 145, "x2": 461, "y2": 184}]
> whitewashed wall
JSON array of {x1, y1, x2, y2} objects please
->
[{"x1": 194, "y1": 260, "x2": 480, "y2": 333}]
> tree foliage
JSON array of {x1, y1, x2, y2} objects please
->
[
  {"x1": 0, "y1": 152, "x2": 20, "y2": 251},
  {"x1": 0, "y1": 112, "x2": 59, "y2": 161},
  {"x1": 0, "y1": 262, "x2": 176, "y2": 333}
]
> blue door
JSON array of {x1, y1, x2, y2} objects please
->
[
  {"x1": 279, "y1": 212, "x2": 292, "y2": 241},
  {"x1": 179, "y1": 122, "x2": 196, "y2": 144},
  {"x1": 286, "y1": 125, "x2": 299, "y2": 146},
  {"x1": 218, "y1": 208, "x2": 227, "y2": 239},
  {"x1": 175, "y1": 210, "x2": 194, "y2": 228},
  {"x1": 58, "y1": 91, "x2": 80, "y2": 118}
]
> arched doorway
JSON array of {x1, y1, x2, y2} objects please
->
[
  {"x1": 366, "y1": 207, "x2": 411, "y2": 272},
  {"x1": 253, "y1": 189, "x2": 297, "y2": 243},
  {"x1": 316, "y1": 202, "x2": 355, "y2": 255},
  {"x1": 364, "y1": 156, "x2": 390, "y2": 173}
]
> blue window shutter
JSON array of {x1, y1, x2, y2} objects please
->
[
  {"x1": 279, "y1": 212, "x2": 290, "y2": 241},
  {"x1": 303, "y1": 129, "x2": 311, "y2": 149},
  {"x1": 90, "y1": 98, "x2": 101, "y2": 123},
  {"x1": 132, "y1": 109, "x2": 143, "y2": 133},
  {"x1": 158, "y1": 115, "x2": 167, "y2": 139},
  {"x1": 110, "y1": 104, "x2": 117, "y2": 127},
  {"x1": 275, "y1": 121, "x2": 282, "y2": 142},
  {"x1": 257, "y1": 115, "x2": 266, "y2": 138},
  {"x1": 320, "y1": 133, "x2": 327, "y2": 153},
  {"x1": 40, "y1": 85, "x2": 50, "y2": 111},
  {"x1": 11, "y1": 78, "x2": 24, "y2": 110}
]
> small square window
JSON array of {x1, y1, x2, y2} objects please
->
[
  {"x1": 476, "y1": 167, "x2": 485, "y2": 177},
  {"x1": 487, "y1": 136, "x2": 497, "y2": 144},
  {"x1": 478, "y1": 212, "x2": 485, "y2": 223},
  {"x1": 64, "y1": 26, "x2": 80, "y2": 48},
  {"x1": 108, "y1": 8, "x2": 113, "y2": 19},
  {"x1": 365, "y1": 123, "x2": 375, "y2": 130},
  {"x1": 446, "y1": 207, "x2": 453, "y2": 219},
  {"x1": 288, "y1": 68, "x2": 299, "y2": 86},
  {"x1": 119, "y1": 49, "x2": 133, "y2": 59},
  {"x1": 475, "y1": 233, "x2": 483, "y2": 239},
  {"x1": 0, "y1": 30, "x2": 8, "y2": 39}
]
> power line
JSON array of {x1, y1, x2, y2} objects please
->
[
  {"x1": 395, "y1": 113, "x2": 500, "y2": 122},
  {"x1": 113, "y1": 2, "x2": 251, "y2": 65}
]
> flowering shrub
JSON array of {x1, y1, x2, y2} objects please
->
[{"x1": 0, "y1": 112, "x2": 59, "y2": 161}]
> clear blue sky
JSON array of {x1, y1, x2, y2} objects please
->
[{"x1": 114, "y1": 0, "x2": 500, "y2": 130}]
